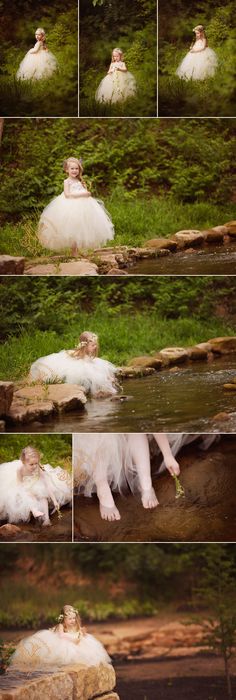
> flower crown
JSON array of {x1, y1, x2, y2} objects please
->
[{"x1": 57, "y1": 607, "x2": 79, "y2": 622}]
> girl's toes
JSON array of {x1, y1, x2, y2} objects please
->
[
  {"x1": 141, "y1": 488, "x2": 159, "y2": 509},
  {"x1": 99, "y1": 504, "x2": 121, "y2": 521}
]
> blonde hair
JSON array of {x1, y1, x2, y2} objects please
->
[
  {"x1": 35, "y1": 27, "x2": 47, "y2": 49},
  {"x1": 57, "y1": 605, "x2": 82, "y2": 631},
  {"x1": 68, "y1": 331, "x2": 99, "y2": 359},
  {"x1": 192, "y1": 25, "x2": 208, "y2": 46},
  {"x1": 20, "y1": 446, "x2": 45, "y2": 471},
  {"x1": 112, "y1": 47, "x2": 124, "y2": 61}
]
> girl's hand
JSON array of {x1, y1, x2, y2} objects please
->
[{"x1": 165, "y1": 458, "x2": 180, "y2": 477}]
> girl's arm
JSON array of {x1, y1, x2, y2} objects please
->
[
  {"x1": 152, "y1": 434, "x2": 180, "y2": 476},
  {"x1": 29, "y1": 41, "x2": 42, "y2": 54},
  {"x1": 191, "y1": 39, "x2": 207, "y2": 53},
  {"x1": 16, "y1": 466, "x2": 24, "y2": 483},
  {"x1": 41, "y1": 471, "x2": 59, "y2": 509},
  {"x1": 117, "y1": 61, "x2": 127, "y2": 72},
  {"x1": 107, "y1": 62, "x2": 114, "y2": 74},
  {"x1": 54, "y1": 623, "x2": 65, "y2": 638},
  {"x1": 64, "y1": 180, "x2": 91, "y2": 199}
]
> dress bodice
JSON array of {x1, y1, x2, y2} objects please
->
[
  {"x1": 67, "y1": 178, "x2": 87, "y2": 194},
  {"x1": 192, "y1": 39, "x2": 206, "y2": 52}
]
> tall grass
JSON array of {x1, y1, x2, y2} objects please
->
[
  {"x1": 0, "y1": 314, "x2": 234, "y2": 382},
  {"x1": 1, "y1": 197, "x2": 235, "y2": 258}
]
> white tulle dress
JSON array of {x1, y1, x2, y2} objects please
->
[
  {"x1": 10, "y1": 628, "x2": 111, "y2": 670},
  {"x1": 0, "y1": 460, "x2": 72, "y2": 524},
  {"x1": 96, "y1": 61, "x2": 137, "y2": 103},
  {"x1": 176, "y1": 40, "x2": 218, "y2": 80},
  {"x1": 73, "y1": 433, "x2": 220, "y2": 496},
  {"x1": 38, "y1": 178, "x2": 114, "y2": 251},
  {"x1": 30, "y1": 352, "x2": 117, "y2": 397},
  {"x1": 17, "y1": 41, "x2": 58, "y2": 81}
]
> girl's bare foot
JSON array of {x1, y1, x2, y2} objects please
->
[
  {"x1": 141, "y1": 487, "x2": 159, "y2": 509},
  {"x1": 97, "y1": 482, "x2": 121, "y2": 521},
  {"x1": 32, "y1": 509, "x2": 45, "y2": 518},
  {"x1": 42, "y1": 519, "x2": 52, "y2": 527},
  {"x1": 99, "y1": 503, "x2": 121, "y2": 521}
]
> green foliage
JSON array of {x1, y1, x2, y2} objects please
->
[{"x1": 0, "y1": 639, "x2": 15, "y2": 673}]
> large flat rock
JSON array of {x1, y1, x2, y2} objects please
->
[
  {"x1": 25, "y1": 261, "x2": 98, "y2": 276},
  {"x1": 0, "y1": 381, "x2": 14, "y2": 417},
  {"x1": 7, "y1": 384, "x2": 87, "y2": 424},
  {"x1": 208, "y1": 336, "x2": 236, "y2": 354},
  {"x1": 0, "y1": 256, "x2": 25, "y2": 275},
  {"x1": 0, "y1": 663, "x2": 117, "y2": 700}
]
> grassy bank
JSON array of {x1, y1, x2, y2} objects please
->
[
  {"x1": 0, "y1": 434, "x2": 72, "y2": 471},
  {"x1": 0, "y1": 314, "x2": 234, "y2": 382},
  {"x1": 0, "y1": 582, "x2": 157, "y2": 629},
  {"x1": 0, "y1": 197, "x2": 235, "y2": 258}
]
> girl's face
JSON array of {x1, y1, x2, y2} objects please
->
[
  {"x1": 64, "y1": 607, "x2": 77, "y2": 625},
  {"x1": 23, "y1": 456, "x2": 39, "y2": 472},
  {"x1": 195, "y1": 30, "x2": 201, "y2": 39},
  {"x1": 67, "y1": 162, "x2": 80, "y2": 179},
  {"x1": 35, "y1": 32, "x2": 43, "y2": 41},
  {"x1": 86, "y1": 339, "x2": 98, "y2": 356},
  {"x1": 113, "y1": 51, "x2": 121, "y2": 62}
]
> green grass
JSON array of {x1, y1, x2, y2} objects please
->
[
  {"x1": 1, "y1": 197, "x2": 235, "y2": 258},
  {"x1": 0, "y1": 435, "x2": 72, "y2": 472},
  {"x1": 0, "y1": 314, "x2": 234, "y2": 382}
]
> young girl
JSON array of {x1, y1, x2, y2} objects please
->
[
  {"x1": 73, "y1": 433, "x2": 180, "y2": 521},
  {"x1": 176, "y1": 25, "x2": 218, "y2": 81},
  {"x1": 37, "y1": 157, "x2": 114, "y2": 254},
  {"x1": 30, "y1": 331, "x2": 118, "y2": 397},
  {"x1": 0, "y1": 446, "x2": 72, "y2": 526},
  {"x1": 95, "y1": 47, "x2": 137, "y2": 104},
  {"x1": 16, "y1": 28, "x2": 58, "y2": 81},
  {"x1": 9, "y1": 604, "x2": 111, "y2": 669},
  {"x1": 73, "y1": 433, "x2": 219, "y2": 521}
]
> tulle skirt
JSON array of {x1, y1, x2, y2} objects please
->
[
  {"x1": 10, "y1": 629, "x2": 111, "y2": 670},
  {"x1": 73, "y1": 433, "x2": 220, "y2": 496},
  {"x1": 96, "y1": 70, "x2": 137, "y2": 103},
  {"x1": 17, "y1": 49, "x2": 58, "y2": 81},
  {"x1": 38, "y1": 193, "x2": 114, "y2": 250},
  {"x1": 176, "y1": 48, "x2": 218, "y2": 80},
  {"x1": 30, "y1": 352, "x2": 117, "y2": 397},
  {"x1": 0, "y1": 460, "x2": 71, "y2": 523},
  {"x1": 73, "y1": 433, "x2": 135, "y2": 494}
]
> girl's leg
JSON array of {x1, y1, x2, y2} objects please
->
[
  {"x1": 96, "y1": 479, "x2": 121, "y2": 521},
  {"x1": 127, "y1": 434, "x2": 158, "y2": 508},
  {"x1": 71, "y1": 242, "x2": 78, "y2": 257},
  {"x1": 32, "y1": 498, "x2": 51, "y2": 526}
]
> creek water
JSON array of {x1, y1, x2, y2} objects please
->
[
  {"x1": 8, "y1": 356, "x2": 236, "y2": 434},
  {"x1": 74, "y1": 438, "x2": 236, "y2": 542},
  {"x1": 130, "y1": 243, "x2": 236, "y2": 275}
]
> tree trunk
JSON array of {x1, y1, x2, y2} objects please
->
[
  {"x1": 224, "y1": 655, "x2": 232, "y2": 699},
  {"x1": 0, "y1": 118, "x2": 4, "y2": 144}
]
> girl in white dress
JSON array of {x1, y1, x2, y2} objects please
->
[
  {"x1": 73, "y1": 433, "x2": 219, "y2": 521},
  {"x1": 95, "y1": 47, "x2": 137, "y2": 104},
  {"x1": 176, "y1": 25, "x2": 218, "y2": 81},
  {"x1": 30, "y1": 331, "x2": 118, "y2": 397},
  {"x1": 37, "y1": 157, "x2": 114, "y2": 254},
  {"x1": 0, "y1": 446, "x2": 72, "y2": 526},
  {"x1": 73, "y1": 433, "x2": 181, "y2": 521},
  {"x1": 9, "y1": 605, "x2": 111, "y2": 670},
  {"x1": 17, "y1": 28, "x2": 58, "y2": 81}
]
